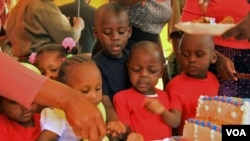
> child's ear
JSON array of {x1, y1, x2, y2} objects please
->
[
  {"x1": 92, "y1": 27, "x2": 98, "y2": 39},
  {"x1": 211, "y1": 51, "x2": 217, "y2": 64},
  {"x1": 128, "y1": 25, "x2": 132, "y2": 38}
]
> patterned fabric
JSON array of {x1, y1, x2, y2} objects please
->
[
  {"x1": 209, "y1": 45, "x2": 250, "y2": 98},
  {"x1": 127, "y1": 0, "x2": 172, "y2": 34}
]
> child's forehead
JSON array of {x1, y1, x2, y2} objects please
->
[
  {"x1": 131, "y1": 48, "x2": 162, "y2": 61},
  {"x1": 96, "y1": 10, "x2": 128, "y2": 23}
]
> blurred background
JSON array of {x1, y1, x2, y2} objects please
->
[{"x1": 54, "y1": 0, "x2": 173, "y2": 59}]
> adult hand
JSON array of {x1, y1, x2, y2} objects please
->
[
  {"x1": 73, "y1": 17, "x2": 85, "y2": 30},
  {"x1": 198, "y1": 0, "x2": 210, "y2": 13},
  {"x1": 215, "y1": 51, "x2": 237, "y2": 81},
  {"x1": 63, "y1": 91, "x2": 106, "y2": 141},
  {"x1": 222, "y1": 13, "x2": 250, "y2": 41},
  {"x1": 198, "y1": 0, "x2": 210, "y2": 6},
  {"x1": 35, "y1": 80, "x2": 106, "y2": 141}
]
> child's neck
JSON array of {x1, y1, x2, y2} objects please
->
[{"x1": 19, "y1": 119, "x2": 34, "y2": 127}]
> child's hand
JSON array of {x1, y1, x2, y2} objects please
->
[
  {"x1": 126, "y1": 132, "x2": 144, "y2": 141},
  {"x1": 142, "y1": 97, "x2": 165, "y2": 115},
  {"x1": 106, "y1": 120, "x2": 127, "y2": 138}
]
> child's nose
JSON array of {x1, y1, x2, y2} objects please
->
[
  {"x1": 111, "y1": 32, "x2": 119, "y2": 40},
  {"x1": 88, "y1": 93, "x2": 97, "y2": 102},
  {"x1": 188, "y1": 55, "x2": 196, "y2": 63},
  {"x1": 140, "y1": 69, "x2": 149, "y2": 77},
  {"x1": 45, "y1": 72, "x2": 57, "y2": 80}
]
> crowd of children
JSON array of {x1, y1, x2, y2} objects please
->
[{"x1": 1, "y1": 0, "x2": 249, "y2": 141}]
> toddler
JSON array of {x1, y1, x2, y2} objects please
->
[
  {"x1": 38, "y1": 54, "x2": 108, "y2": 141},
  {"x1": 166, "y1": 33, "x2": 219, "y2": 135},
  {"x1": 113, "y1": 41, "x2": 173, "y2": 140},
  {"x1": 0, "y1": 63, "x2": 41, "y2": 140},
  {"x1": 32, "y1": 37, "x2": 78, "y2": 80}
]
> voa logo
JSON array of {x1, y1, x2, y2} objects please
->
[{"x1": 226, "y1": 129, "x2": 247, "y2": 136}]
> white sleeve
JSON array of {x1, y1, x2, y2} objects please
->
[{"x1": 40, "y1": 107, "x2": 66, "y2": 136}]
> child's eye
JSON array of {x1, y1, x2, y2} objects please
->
[
  {"x1": 104, "y1": 32, "x2": 111, "y2": 35},
  {"x1": 81, "y1": 90, "x2": 89, "y2": 94},
  {"x1": 196, "y1": 52, "x2": 205, "y2": 58},
  {"x1": 131, "y1": 68, "x2": 140, "y2": 73},
  {"x1": 149, "y1": 70, "x2": 158, "y2": 74},
  {"x1": 118, "y1": 31, "x2": 125, "y2": 35},
  {"x1": 50, "y1": 68, "x2": 58, "y2": 72},
  {"x1": 103, "y1": 29, "x2": 112, "y2": 35},
  {"x1": 96, "y1": 88, "x2": 102, "y2": 92},
  {"x1": 7, "y1": 100, "x2": 17, "y2": 104},
  {"x1": 181, "y1": 52, "x2": 189, "y2": 57}
]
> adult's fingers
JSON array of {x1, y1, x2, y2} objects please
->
[
  {"x1": 72, "y1": 121, "x2": 89, "y2": 140},
  {"x1": 222, "y1": 26, "x2": 240, "y2": 39},
  {"x1": 198, "y1": 0, "x2": 210, "y2": 6},
  {"x1": 87, "y1": 116, "x2": 106, "y2": 141}
]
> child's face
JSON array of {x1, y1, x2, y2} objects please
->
[
  {"x1": 64, "y1": 63, "x2": 102, "y2": 105},
  {"x1": 128, "y1": 49, "x2": 163, "y2": 95},
  {"x1": 94, "y1": 11, "x2": 131, "y2": 58},
  {"x1": 0, "y1": 98, "x2": 37, "y2": 127},
  {"x1": 180, "y1": 36, "x2": 216, "y2": 78},
  {"x1": 35, "y1": 51, "x2": 63, "y2": 80}
]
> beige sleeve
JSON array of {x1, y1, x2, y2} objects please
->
[{"x1": 168, "y1": 0, "x2": 186, "y2": 38}]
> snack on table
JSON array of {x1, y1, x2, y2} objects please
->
[{"x1": 181, "y1": 95, "x2": 250, "y2": 141}]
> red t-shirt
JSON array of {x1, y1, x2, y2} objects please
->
[
  {"x1": 0, "y1": 113, "x2": 41, "y2": 141},
  {"x1": 0, "y1": 53, "x2": 48, "y2": 108},
  {"x1": 166, "y1": 72, "x2": 219, "y2": 135},
  {"x1": 181, "y1": 0, "x2": 250, "y2": 49},
  {"x1": 113, "y1": 87, "x2": 172, "y2": 141}
]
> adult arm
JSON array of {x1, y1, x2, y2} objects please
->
[
  {"x1": 168, "y1": 0, "x2": 185, "y2": 73},
  {"x1": 36, "y1": 5, "x2": 84, "y2": 43},
  {"x1": 0, "y1": 53, "x2": 106, "y2": 141}
]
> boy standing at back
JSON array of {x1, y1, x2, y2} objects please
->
[{"x1": 92, "y1": 2, "x2": 133, "y2": 140}]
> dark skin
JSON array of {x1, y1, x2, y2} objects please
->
[
  {"x1": 222, "y1": 12, "x2": 250, "y2": 41},
  {"x1": 198, "y1": 0, "x2": 240, "y2": 81},
  {"x1": 93, "y1": 3, "x2": 144, "y2": 141},
  {"x1": 128, "y1": 41, "x2": 181, "y2": 128}
]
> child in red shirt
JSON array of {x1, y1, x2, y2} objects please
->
[
  {"x1": 114, "y1": 41, "x2": 175, "y2": 140},
  {"x1": 0, "y1": 63, "x2": 41, "y2": 141},
  {"x1": 166, "y1": 33, "x2": 219, "y2": 135}
]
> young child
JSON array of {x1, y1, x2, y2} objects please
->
[
  {"x1": 166, "y1": 33, "x2": 219, "y2": 135},
  {"x1": 37, "y1": 54, "x2": 108, "y2": 141},
  {"x1": 30, "y1": 38, "x2": 78, "y2": 113},
  {"x1": 38, "y1": 54, "x2": 143, "y2": 141},
  {"x1": 0, "y1": 63, "x2": 41, "y2": 140},
  {"x1": 92, "y1": 2, "x2": 132, "y2": 139},
  {"x1": 32, "y1": 37, "x2": 78, "y2": 80},
  {"x1": 113, "y1": 41, "x2": 174, "y2": 141}
]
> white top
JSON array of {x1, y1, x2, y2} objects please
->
[{"x1": 40, "y1": 102, "x2": 108, "y2": 141}]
